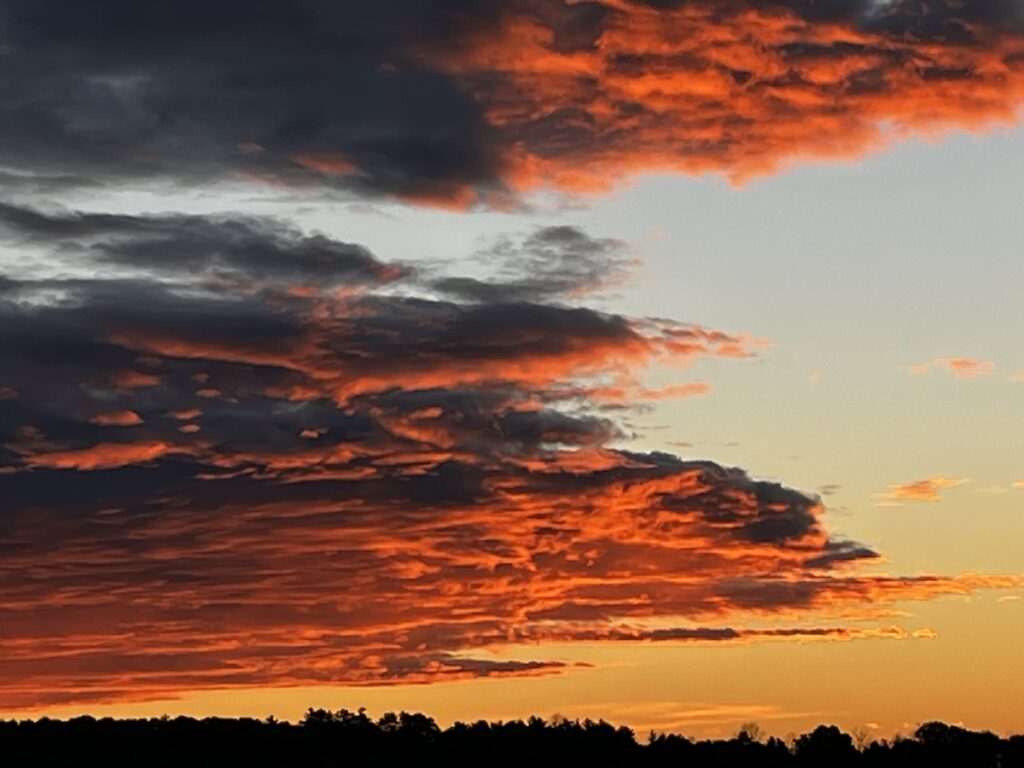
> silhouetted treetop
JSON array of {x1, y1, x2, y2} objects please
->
[{"x1": 2, "y1": 713, "x2": 1022, "y2": 768}]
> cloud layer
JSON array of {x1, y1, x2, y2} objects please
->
[
  {"x1": 1, "y1": 1, "x2": 1024, "y2": 204},
  {"x1": 1, "y1": 204, "x2": 1018, "y2": 710},
  {"x1": 430, "y1": 0, "x2": 1024, "y2": 196}
]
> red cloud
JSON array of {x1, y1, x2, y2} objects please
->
[
  {"x1": 291, "y1": 153, "x2": 360, "y2": 176},
  {"x1": 421, "y1": 0, "x2": 1024, "y2": 196},
  {"x1": 89, "y1": 411, "x2": 144, "y2": 427},
  {"x1": 110, "y1": 370, "x2": 163, "y2": 390},
  {"x1": 24, "y1": 441, "x2": 177, "y2": 470}
]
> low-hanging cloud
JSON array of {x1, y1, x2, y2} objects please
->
[{"x1": 0, "y1": 203, "x2": 1018, "y2": 711}]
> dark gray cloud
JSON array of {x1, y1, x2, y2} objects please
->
[
  {"x1": 805, "y1": 540, "x2": 879, "y2": 570},
  {"x1": 0, "y1": 0, "x2": 1017, "y2": 710},
  {"x1": 0, "y1": 202, "x2": 404, "y2": 287},
  {"x1": 433, "y1": 226, "x2": 631, "y2": 303},
  {"x1": 1, "y1": 0, "x2": 1021, "y2": 204},
  {"x1": 0, "y1": 0, "x2": 503, "y2": 200},
  {"x1": 6, "y1": 204, "x2": 988, "y2": 713}
]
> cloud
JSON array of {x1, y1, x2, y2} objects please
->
[
  {"x1": 1008, "y1": 370, "x2": 1024, "y2": 382},
  {"x1": 875, "y1": 476, "x2": 969, "y2": 506},
  {"x1": 432, "y1": 226, "x2": 635, "y2": 303},
  {"x1": 89, "y1": 410, "x2": 144, "y2": 427},
  {"x1": 110, "y1": 371, "x2": 163, "y2": 390},
  {"x1": 0, "y1": 1, "x2": 1023, "y2": 204},
  {"x1": 1, "y1": 205, "x2": 1019, "y2": 710},
  {"x1": 907, "y1": 357, "x2": 997, "y2": 379},
  {"x1": 424, "y1": 0, "x2": 1024, "y2": 195},
  {"x1": 0, "y1": 202, "x2": 407, "y2": 290},
  {"x1": 0, "y1": 1, "x2": 503, "y2": 204},
  {"x1": 803, "y1": 540, "x2": 880, "y2": 569}
]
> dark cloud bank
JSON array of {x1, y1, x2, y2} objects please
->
[
  {"x1": 1, "y1": 203, "x2": 1015, "y2": 708},
  {"x1": 1, "y1": 1, "x2": 1023, "y2": 203}
]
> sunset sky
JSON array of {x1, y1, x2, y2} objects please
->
[{"x1": 1, "y1": 0, "x2": 1023, "y2": 739}]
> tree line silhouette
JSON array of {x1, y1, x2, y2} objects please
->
[{"x1": 2, "y1": 709, "x2": 1022, "y2": 767}]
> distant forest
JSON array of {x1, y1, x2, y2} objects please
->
[{"x1": 3, "y1": 709, "x2": 1023, "y2": 767}]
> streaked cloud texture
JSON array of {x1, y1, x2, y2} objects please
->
[
  {"x1": 908, "y1": 357, "x2": 997, "y2": 379},
  {"x1": 2, "y1": 203, "x2": 1015, "y2": 709},
  {"x1": 875, "y1": 476, "x2": 969, "y2": 506},
  {"x1": 2, "y1": 0, "x2": 1024, "y2": 733}
]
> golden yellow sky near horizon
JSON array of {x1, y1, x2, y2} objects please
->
[{"x1": 11, "y1": 591, "x2": 1023, "y2": 738}]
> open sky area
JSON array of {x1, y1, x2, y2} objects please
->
[{"x1": 1, "y1": 0, "x2": 1022, "y2": 739}]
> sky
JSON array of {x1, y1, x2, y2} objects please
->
[{"x1": 0, "y1": 0, "x2": 1022, "y2": 739}]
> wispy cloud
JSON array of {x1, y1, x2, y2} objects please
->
[
  {"x1": 907, "y1": 358, "x2": 996, "y2": 379},
  {"x1": 875, "y1": 476, "x2": 969, "y2": 506}
]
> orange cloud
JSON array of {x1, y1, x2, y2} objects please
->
[
  {"x1": 396, "y1": 182, "x2": 480, "y2": 212},
  {"x1": 24, "y1": 441, "x2": 177, "y2": 470},
  {"x1": 89, "y1": 411, "x2": 144, "y2": 427},
  {"x1": 110, "y1": 370, "x2": 163, "y2": 390},
  {"x1": 907, "y1": 357, "x2": 996, "y2": 379},
  {"x1": 291, "y1": 153, "x2": 360, "y2": 176},
  {"x1": 875, "y1": 476, "x2": 969, "y2": 505},
  {"x1": 3, "y1": 210, "x2": 1021, "y2": 711},
  {"x1": 3, "y1": 399, "x2": 1017, "y2": 710},
  {"x1": 167, "y1": 408, "x2": 203, "y2": 421},
  {"x1": 583, "y1": 381, "x2": 712, "y2": 402},
  {"x1": 419, "y1": 0, "x2": 1024, "y2": 195}
]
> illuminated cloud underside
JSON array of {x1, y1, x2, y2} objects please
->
[
  {"x1": 427, "y1": 0, "x2": 1024, "y2": 200},
  {"x1": 875, "y1": 476, "x2": 969, "y2": 505},
  {"x1": 3, "y1": 0, "x2": 1024, "y2": 716},
  {"x1": 0, "y1": 205, "x2": 1018, "y2": 709},
  {"x1": 1, "y1": 2, "x2": 1023, "y2": 205}
]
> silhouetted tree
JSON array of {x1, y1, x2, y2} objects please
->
[
  {"x1": 2, "y1": 713, "x2": 1021, "y2": 768},
  {"x1": 795, "y1": 724, "x2": 858, "y2": 767}
]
